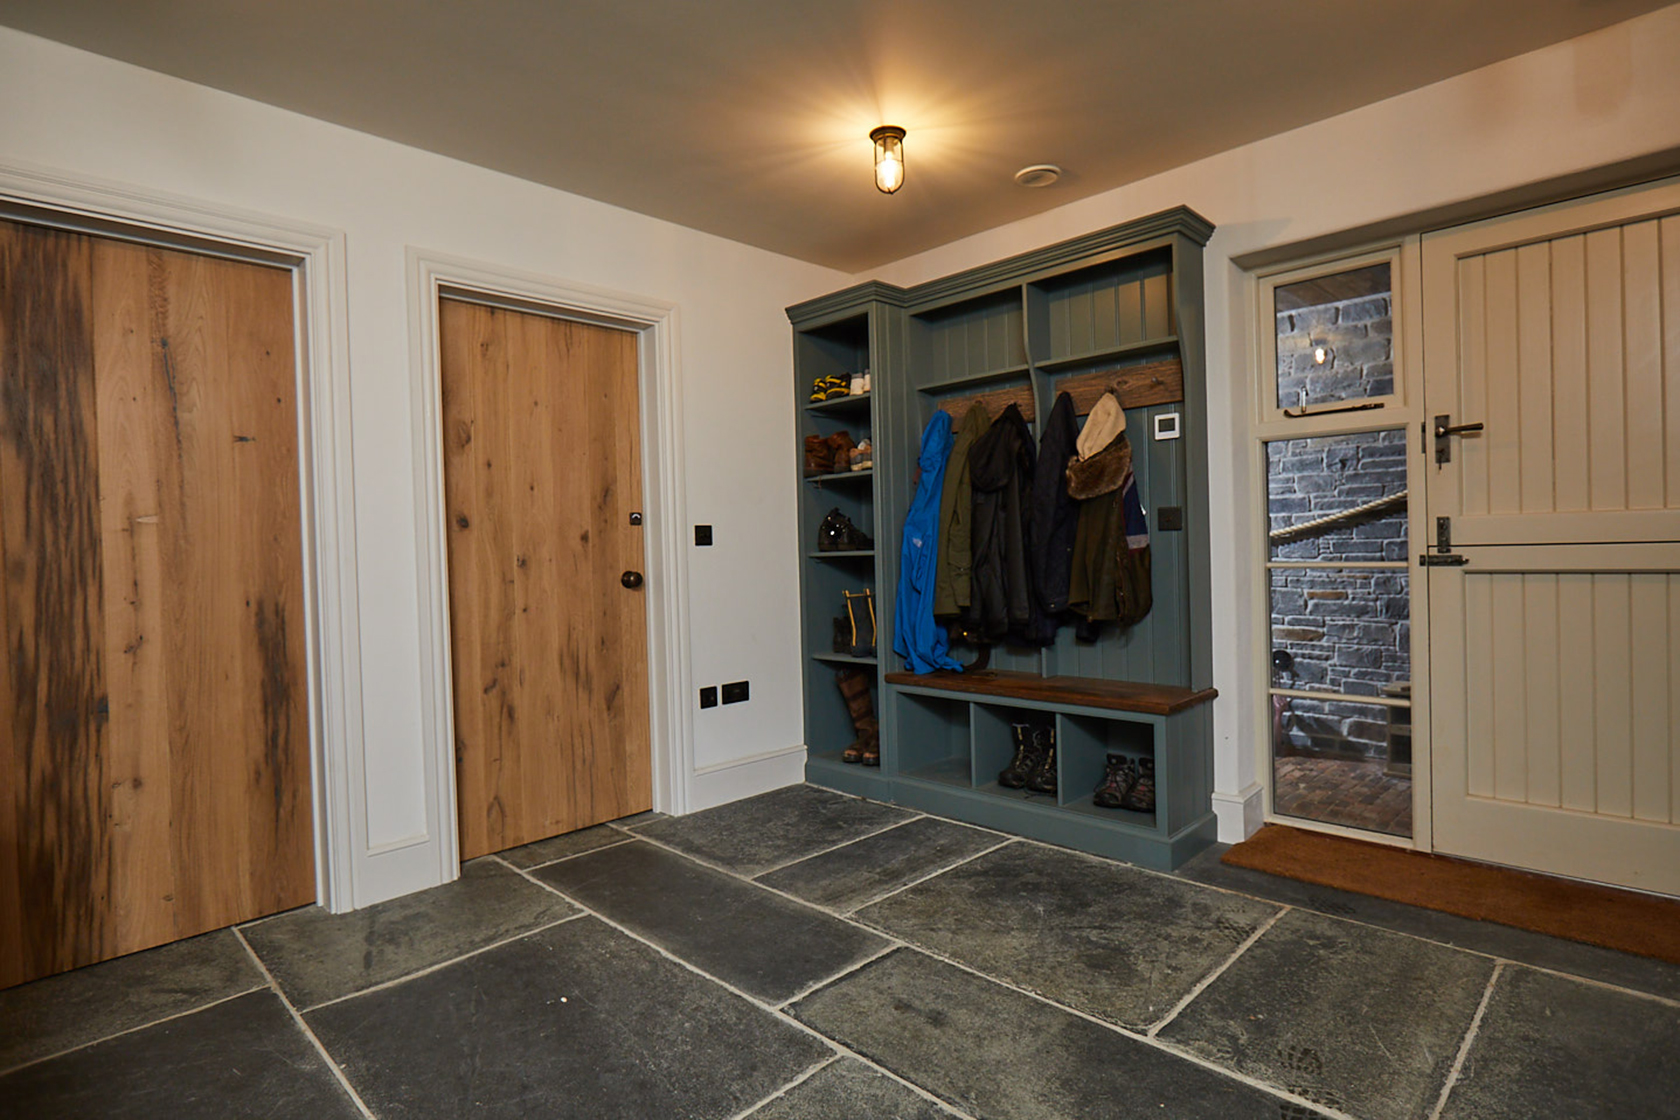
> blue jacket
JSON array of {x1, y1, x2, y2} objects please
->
[{"x1": 893, "y1": 412, "x2": 963, "y2": 674}]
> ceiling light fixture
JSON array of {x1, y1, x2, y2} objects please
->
[
  {"x1": 1014, "y1": 164, "x2": 1062, "y2": 188},
  {"x1": 871, "y1": 126, "x2": 906, "y2": 194}
]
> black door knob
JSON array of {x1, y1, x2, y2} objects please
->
[{"x1": 621, "y1": 570, "x2": 644, "y2": 589}]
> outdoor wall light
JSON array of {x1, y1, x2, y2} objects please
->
[{"x1": 871, "y1": 126, "x2": 906, "y2": 194}]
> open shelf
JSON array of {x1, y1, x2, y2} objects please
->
[
  {"x1": 806, "y1": 469, "x2": 873, "y2": 485},
  {"x1": 812, "y1": 651, "x2": 878, "y2": 666},
  {"x1": 917, "y1": 363, "x2": 1032, "y2": 394},
  {"x1": 806, "y1": 392, "x2": 872, "y2": 414},
  {"x1": 807, "y1": 550, "x2": 875, "y2": 560},
  {"x1": 1037, "y1": 335, "x2": 1179, "y2": 373}
]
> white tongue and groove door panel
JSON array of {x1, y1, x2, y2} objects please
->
[{"x1": 1422, "y1": 178, "x2": 1680, "y2": 896}]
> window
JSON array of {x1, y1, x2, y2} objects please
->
[{"x1": 1253, "y1": 246, "x2": 1417, "y2": 839}]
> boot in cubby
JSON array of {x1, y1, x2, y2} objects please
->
[
  {"x1": 1025, "y1": 723, "x2": 1057, "y2": 794},
  {"x1": 836, "y1": 668, "x2": 880, "y2": 767}
]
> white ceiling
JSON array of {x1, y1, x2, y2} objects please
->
[{"x1": 0, "y1": 1, "x2": 1668, "y2": 271}]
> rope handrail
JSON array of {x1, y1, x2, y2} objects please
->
[{"x1": 1269, "y1": 489, "x2": 1408, "y2": 543}]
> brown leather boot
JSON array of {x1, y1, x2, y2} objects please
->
[
  {"x1": 836, "y1": 669, "x2": 879, "y2": 766},
  {"x1": 826, "y1": 430, "x2": 857, "y2": 473},
  {"x1": 804, "y1": 434, "x2": 834, "y2": 476}
]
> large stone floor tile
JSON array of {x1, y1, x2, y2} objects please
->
[
  {"x1": 0, "y1": 991, "x2": 361, "y2": 1119},
  {"x1": 1438, "y1": 965, "x2": 1680, "y2": 1119},
  {"x1": 855, "y1": 841, "x2": 1279, "y2": 1029},
  {"x1": 745, "y1": 1058, "x2": 952, "y2": 1120},
  {"x1": 1159, "y1": 908, "x2": 1494, "y2": 1120},
  {"x1": 536, "y1": 840, "x2": 888, "y2": 1003},
  {"x1": 629, "y1": 784, "x2": 912, "y2": 875},
  {"x1": 306, "y1": 915, "x2": 831, "y2": 1120},
  {"x1": 791, "y1": 948, "x2": 1321, "y2": 1120},
  {"x1": 241, "y1": 856, "x2": 574, "y2": 1008},
  {"x1": 0, "y1": 929, "x2": 263, "y2": 1072},
  {"x1": 499, "y1": 823, "x2": 630, "y2": 869},
  {"x1": 757, "y1": 817, "x2": 1002, "y2": 912},
  {"x1": 1178, "y1": 845, "x2": 1680, "y2": 1004}
]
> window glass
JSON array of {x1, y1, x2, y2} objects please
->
[
  {"x1": 1274, "y1": 262, "x2": 1393, "y2": 412},
  {"x1": 1266, "y1": 430, "x2": 1408, "y2": 561},
  {"x1": 1269, "y1": 568, "x2": 1410, "y2": 697},
  {"x1": 1272, "y1": 693, "x2": 1412, "y2": 837}
]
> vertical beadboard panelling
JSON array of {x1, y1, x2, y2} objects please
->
[
  {"x1": 1622, "y1": 222, "x2": 1665, "y2": 512},
  {"x1": 1629, "y1": 573, "x2": 1671, "y2": 822},
  {"x1": 1590, "y1": 572, "x2": 1634, "y2": 818},
  {"x1": 1520, "y1": 573, "x2": 1562, "y2": 807},
  {"x1": 1584, "y1": 228, "x2": 1628, "y2": 512},
  {"x1": 1464, "y1": 572, "x2": 1495, "y2": 799},
  {"x1": 1484, "y1": 250, "x2": 1523, "y2": 514},
  {"x1": 1515, "y1": 243, "x2": 1555, "y2": 514},
  {"x1": 1459, "y1": 256, "x2": 1489, "y2": 517},
  {"x1": 1663, "y1": 217, "x2": 1680, "y2": 508},
  {"x1": 1671, "y1": 579, "x2": 1680, "y2": 825},
  {"x1": 1489, "y1": 573, "x2": 1528, "y2": 802},
  {"x1": 1550, "y1": 236, "x2": 1592, "y2": 513},
  {"x1": 1117, "y1": 275, "x2": 1144, "y2": 347},
  {"x1": 1142, "y1": 270, "x2": 1172, "y2": 340},
  {"x1": 1555, "y1": 572, "x2": 1598, "y2": 811}
]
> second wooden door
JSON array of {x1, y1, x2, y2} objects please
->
[{"x1": 440, "y1": 297, "x2": 652, "y2": 859}]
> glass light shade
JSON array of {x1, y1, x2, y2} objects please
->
[{"x1": 871, "y1": 126, "x2": 906, "y2": 194}]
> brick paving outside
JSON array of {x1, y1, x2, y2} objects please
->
[{"x1": 1274, "y1": 755, "x2": 1412, "y2": 837}]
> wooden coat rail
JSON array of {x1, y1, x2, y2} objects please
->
[{"x1": 936, "y1": 355, "x2": 1184, "y2": 427}]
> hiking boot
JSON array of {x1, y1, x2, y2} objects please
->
[
  {"x1": 1092, "y1": 753, "x2": 1137, "y2": 809},
  {"x1": 997, "y1": 723, "x2": 1042, "y2": 788},
  {"x1": 1025, "y1": 724, "x2": 1057, "y2": 794},
  {"x1": 818, "y1": 508, "x2": 873, "y2": 552},
  {"x1": 1120, "y1": 756, "x2": 1155, "y2": 813}
]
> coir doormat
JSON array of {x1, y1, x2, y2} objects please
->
[{"x1": 1222, "y1": 824, "x2": 1680, "y2": 966}]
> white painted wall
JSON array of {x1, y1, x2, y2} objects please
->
[
  {"x1": 0, "y1": 26, "x2": 845, "y2": 906},
  {"x1": 862, "y1": 4, "x2": 1680, "y2": 843}
]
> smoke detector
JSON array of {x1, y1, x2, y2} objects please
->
[{"x1": 1014, "y1": 164, "x2": 1062, "y2": 188}]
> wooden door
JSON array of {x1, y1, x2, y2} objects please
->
[
  {"x1": 440, "y1": 297, "x2": 651, "y2": 859},
  {"x1": 0, "y1": 221, "x2": 313, "y2": 989},
  {"x1": 1422, "y1": 179, "x2": 1680, "y2": 895}
]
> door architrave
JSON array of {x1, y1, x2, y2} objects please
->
[
  {"x1": 407, "y1": 249, "x2": 693, "y2": 879},
  {"x1": 0, "y1": 158, "x2": 362, "y2": 913}
]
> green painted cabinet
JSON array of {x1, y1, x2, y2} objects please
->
[{"x1": 787, "y1": 208, "x2": 1218, "y2": 870}]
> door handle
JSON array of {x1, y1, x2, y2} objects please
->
[
  {"x1": 1433, "y1": 414, "x2": 1484, "y2": 464},
  {"x1": 621, "y1": 570, "x2": 644, "y2": 589}
]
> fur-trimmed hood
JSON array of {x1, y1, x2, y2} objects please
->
[{"x1": 1065, "y1": 431, "x2": 1132, "y2": 500}]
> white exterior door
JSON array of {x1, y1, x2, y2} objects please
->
[{"x1": 1422, "y1": 178, "x2": 1680, "y2": 896}]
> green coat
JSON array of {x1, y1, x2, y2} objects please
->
[{"x1": 933, "y1": 405, "x2": 990, "y2": 617}]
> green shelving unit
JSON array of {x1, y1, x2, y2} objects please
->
[{"x1": 787, "y1": 208, "x2": 1218, "y2": 870}]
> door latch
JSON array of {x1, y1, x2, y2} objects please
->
[
  {"x1": 1420, "y1": 515, "x2": 1469, "y2": 566},
  {"x1": 1433, "y1": 414, "x2": 1485, "y2": 464}
]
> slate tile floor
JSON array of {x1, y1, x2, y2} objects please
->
[{"x1": 4, "y1": 787, "x2": 1679, "y2": 1119}]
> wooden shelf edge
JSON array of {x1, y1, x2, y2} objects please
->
[
  {"x1": 883, "y1": 669, "x2": 1217, "y2": 716},
  {"x1": 812, "y1": 651, "x2": 879, "y2": 666},
  {"x1": 806, "y1": 550, "x2": 875, "y2": 559}
]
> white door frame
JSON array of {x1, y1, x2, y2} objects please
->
[
  {"x1": 406, "y1": 248, "x2": 694, "y2": 878},
  {"x1": 0, "y1": 159, "x2": 363, "y2": 912}
]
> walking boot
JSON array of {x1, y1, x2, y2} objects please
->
[
  {"x1": 1120, "y1": 756, "x2": 1155, "y2": 812},
  {"x1": 997, "y1": 722, "x2": 1042, "y2": 788},
  {"x1": 1025, "y1": 723, "x2": 1057, "y2": 794},
  {"x1": 836, "y1": 669, "x2": 880, "y2": 766},
  {"x1": 1092, "y1": 753, "x2": 1137, "y2": 809},
  {"x1": 804, "y1": 435, "x2": 834, "y2": 476}
]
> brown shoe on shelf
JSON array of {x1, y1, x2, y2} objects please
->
[
  {"x1": 826, "y1": 430, "x2": 857, "y2": 473},
  {"x1": 804, "y1": 434, "x2": 834, "y2": 476}
]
